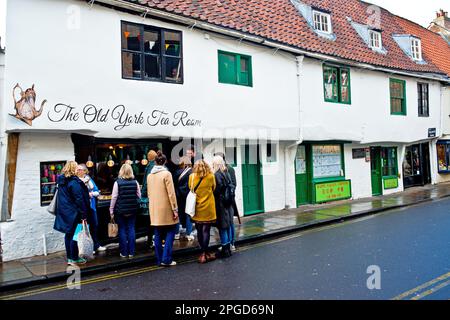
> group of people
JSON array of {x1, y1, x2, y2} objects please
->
[{"x1": 53, "y1": 148, "x2": 238, "y2": 266}]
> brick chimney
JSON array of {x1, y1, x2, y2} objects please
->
[{"x1": 433, "y1": 9, "x2": 450, "y2": 29}]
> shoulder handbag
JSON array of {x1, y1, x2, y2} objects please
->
[
  {"x1": 185, "y1": 175, "x2": 204, "y2": 218},
  {"x1": 47, "y1": 188, "x2": 58, "y2": 216},
  {"x1": 178, "y1": 167, "x2": 191, "y2": 182}
]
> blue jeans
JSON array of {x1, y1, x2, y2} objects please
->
[
  {"x1": 116, "y1": 215, "x2": 136, "y2": 256},
  {"x1": 219, "y1": 227, "x2": 232, "y2": 246},
  {"x1": 65, "y1": 223, "x2": 79, "y2": 261},
  {"x1": 88, "y1": 209, "x2": 100, "y2": 250},
  {"x1": 230, "y1": 222, "x2": 235, "y2": 246},
  {"x1": 185, "y1": 215, "x2": 193, "y2": 235},
  {"x1": 154, "y1": 224, "x2": 178, "y2": 265}
]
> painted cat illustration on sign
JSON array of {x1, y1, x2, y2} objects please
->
[{"x1": 10, "y1": 83, "x2": 47, "y2": 126}]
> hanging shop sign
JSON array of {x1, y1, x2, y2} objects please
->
[
  {"x1": 383, "y1": 177, "x2": 398, "y2": 189},
  {"x1": 10, "y1": 83, "x2": 47, "y2": 126},
  {"x1": 314, "y1": 180, "x2": 351, "y2": 203}
]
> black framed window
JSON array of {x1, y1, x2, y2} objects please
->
[
  {"x1": 121, "y1": 21, "x2": 183, "y2": 83},
  {"x1": 418, "y1": 83, "x2": 429, "y2": 117}
]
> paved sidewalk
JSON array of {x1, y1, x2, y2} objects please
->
[{"x1": 2, "y1": 182, "x2": 450, "y2": 292}]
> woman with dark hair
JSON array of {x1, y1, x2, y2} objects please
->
[
  {"x1": 173, "y1": 156, "x2": 194, "y2": 241},
  {"x1": 147, "y1": 152, "x2": 179, "y2": 266}
]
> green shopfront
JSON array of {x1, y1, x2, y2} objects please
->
[
  {"x1": 295, "y1": 142, "x2": 351, "y2": 205},
  {"x1": 370, "y1": 146, "x2": 400, "y2": 196}
]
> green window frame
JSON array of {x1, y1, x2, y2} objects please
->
[
  {"x1": 381, "y1": 147, "x2": 398, "y2": 178},
  {"x1": 323, "y1": 65, "x2": 351, "y2": 104},
  {"x1": 218, "y1": 51, "x2": 253, "y2": 87},
  {"x1": 390, "y1": 79, "x2": 406, "y2": 115}
]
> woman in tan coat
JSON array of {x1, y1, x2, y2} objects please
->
[
  {"x1": 188, "y1": 159, "x2": 217, "y2": 263},
  {"x1": 147, "y1": 152, "x2": 179, "y2": 266}
]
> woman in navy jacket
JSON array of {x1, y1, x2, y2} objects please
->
[{"x1": 54, "y1": 161, "x2": 91, "y2": 265}]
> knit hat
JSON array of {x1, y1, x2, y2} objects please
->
[{"x1": 147, "y1": 150, "x2": 157, "y2": 161}]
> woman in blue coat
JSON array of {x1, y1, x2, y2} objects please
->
[{"x1": 54, "y1": 161, "x2": 91, "y2": 265}]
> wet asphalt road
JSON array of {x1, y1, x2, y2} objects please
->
[{"x1": 6, "y1": 197, "x2": 450, "y2": 300}]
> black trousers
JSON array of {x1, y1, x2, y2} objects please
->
[{"x1": 195, "y1": 223, "x2": 212, "y2": 253}]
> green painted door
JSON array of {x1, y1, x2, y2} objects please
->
[
  {"x1": 370, "y1": 147, "x2": 382, "y2": 196},
  {"x1": 242, "y1": 144, "x2": 264, "y2": 216},
  {"x1": 295, "y1": 145, "x2": 308, "y2": 206}
]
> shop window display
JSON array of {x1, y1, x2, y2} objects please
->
[
  {"x1": 40, "y1": 161, "x2": 65, "y2": 206},
  {"x1": 437, "y1": 142, "x2": 450, "y2": 172},
  {"x1": 381, "y1": 147, "x2": 398, "y2": 177},
  {"x1": 312, "y1": 145, "x2": 343, "y2": 179}
]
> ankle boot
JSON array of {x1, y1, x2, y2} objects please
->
[
  {"x1": 223, "y1": 244, "x2": 232, "y2": 258},
  {"x1": 206, "y1": 251, "x2": 217, "y2": 262},
  {"x1": 198, "y1": 253, "x2": 207, "y2": 264}
]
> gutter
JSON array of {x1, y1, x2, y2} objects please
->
[{"x1": 92, "y1": 0, "x2": 450, "y2": 84}]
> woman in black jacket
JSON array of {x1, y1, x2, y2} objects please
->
[
  {"x1": 173, "y1": 156, "x2": 194, "y2": 241},
  {"x1": 211, "y1": 156, "x2": 234, "y2": 258},
  {"x1": 54, "y1": 161, "x2": 91, "y2": 266}
]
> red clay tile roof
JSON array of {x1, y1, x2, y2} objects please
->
[
  {"x1": 395, "y1": 15, "x2": 450, "y2": 77},
  {"x1": 124, "y1": 0, "x2": 448, "y2": 76}
]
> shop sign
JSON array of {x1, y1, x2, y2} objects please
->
[
  {"x1": 9, "y1": 83, "x2": 202, "y2": 131},
  {"x1": 352, "y1": 148, "x2": 365, "y2": 159},
  {"x1": 383, "y1": 177, "x2": 398, "y2": 189},
  {"x1": 315, "y1": 180, "x2": 351, "y2": 203},
  {"x1": 428, "y1": 128, "x2": 436, "y2": 138}
]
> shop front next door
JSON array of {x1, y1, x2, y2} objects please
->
[
  {"x1": 295, "y1": 145, "x2": 309, "y2": 206},
  {"x1": 370, "y1": 147, "x2": 382, "y2": 196},
  {"x1": 242, "y1": 144, "x2": 264, "y2": 216},
  {"x1": 403, "y1": 143, "x2": 431, "y2": 188}
]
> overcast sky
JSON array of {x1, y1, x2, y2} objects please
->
[{"x1": 0, "y1": 0, "x2": 448, "y2": 47}]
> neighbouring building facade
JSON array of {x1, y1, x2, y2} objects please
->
[
  {"x1": 0, "y1": 0, "x2": 449, "y2": 261},
  {"x1": 428, "y1": 9, "x2": 450, "y2": 44}
]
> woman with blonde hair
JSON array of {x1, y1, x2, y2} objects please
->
[
  {"x1": 54, "y1": 160, "x2": 91, "y2": 265},
  {"x1": 110, "y1": 164, "x2": 141, "y2": 258},
  {"x1": 211, "y1": 156, "x2": 235, "y2": 258},
  {"x1": 189, "y1": 159, "x2": 217, "y2": 263}
]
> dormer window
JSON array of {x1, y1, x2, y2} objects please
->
[
  {"x1": 411, "y1": 38, "x2": 422, "y2": 60},
  {"x1": 313, "y1": 11, "x2": 332, "y2": 34},
  {"x1": 369, "y1": 30, "x2": 382, "y2": 50}
]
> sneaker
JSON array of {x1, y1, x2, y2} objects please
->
[
  {"x1": 161, "y1": 261, "x2": 177, "y2": 267},
  {"x1": 73, "y1": 258, "x2": 87, "y2": 265},
  {"x1": 185, "y1": 234, "x2": 195, "y2": 241},
  {"x1": 174, "y1": 233, "x2": 180, "y2": 240},
  {"x1": 120, "y1": 254, "x2": 127, "y2": 258},
  {"x1": 97, "y1": 246, "x2": 107, "y2": 252},
  {"x1": 67, "y1": 259, "x2": 75, "y2": 266},
  {"x1": 231, "y1": 245, "x2": 236, "y2": 252},
  {"x1": 191, "y1": 229, "x2": 198, "y2": 236},
  {"x1": 128, "y1": 255, "x2": 134, "y2": 259},
  {"x1": 179, "y1": 227, "x2": 186, "y2": 234}
]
